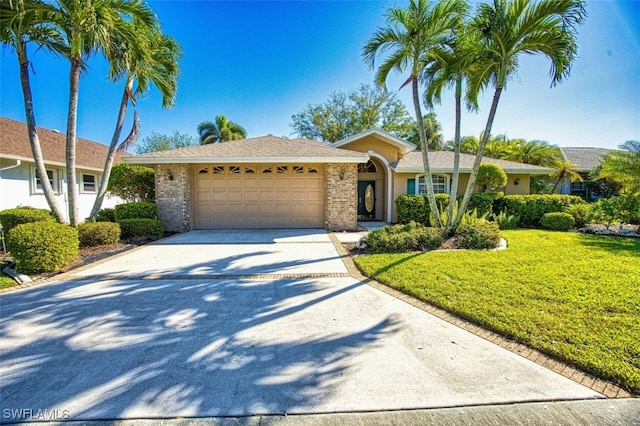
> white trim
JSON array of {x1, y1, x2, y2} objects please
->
[
  {"x1": 31, "y1": 166, "x2": 60, "y2": 194},
  {"x1": 332, "y1": 128, "x2": 415, "y2": 154},
  {"x1": 415, "y1": 174, "x2": 450, "y2": 195},
  {"x1": 397, "y1": 167, "x2": 552, "y2": 175},
  {"x1": 80, "y1": 173, "x2": 98, "y2": 194},
  {"x1": 125, "y1": 156, "x2": 369, "y2": 165},
  {"x1": 0, "y1": 154, "x2": 106, "y2": 173},
  {"x1": 366, "y1": 151, "x2": 393, "y2": 222}
]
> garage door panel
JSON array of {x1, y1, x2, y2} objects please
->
[{"x1": 194, "y1": 164, "x2": 325, "y2": 229}]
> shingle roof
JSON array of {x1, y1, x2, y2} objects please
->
[
  {"x1": 0, "y1": 116, "x2": 127, "y2": 171},
  {"x1": 126, "y1": 135, "x2": 369, "y2": 164},
  {"x1": 392, "y1": 151, "x2": 554, "y2": 174},
  {"x1": 561, "y1": 147, "x2": 611, "y2": 171}
]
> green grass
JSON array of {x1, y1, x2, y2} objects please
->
[
  {"x1": 0, "y1": 261, "x2": 17, "y2": 289},
  {"x1": 354, "y1": 230, "x2": 640, "y2": 393}
]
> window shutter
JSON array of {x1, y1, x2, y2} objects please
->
[{"x1": 407, "y1": 178, "x2": 415, "y2": 194}]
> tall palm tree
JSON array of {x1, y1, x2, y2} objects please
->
[
  {"x1": 363, "y1": 0, "x2": 467, "y2": 228},
  {"x1": 507, "y1": 138, "x2": 562, "y2": 166},
  {"x1": 51, "y1": 0, "x2": 156, "y2": 227},
  {"x1": 197, "y1": 115, "x2": 247, "y2": 145},
  {"x1": 1, "y1": 0, "x2": 67, "y2": 222},
  {"x1": 90, "y1": 22, "x2": 181, "y2": 218},
  {"x1": 551, "y1": 159, "x2": 582, "y2": 192},
  {"x1": 451, "y1": 0, "x2": 586, "y2": 230}
]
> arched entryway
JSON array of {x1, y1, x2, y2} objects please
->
[{"x1": 357, "y1": 157, "x2": 387, "y2": 222}]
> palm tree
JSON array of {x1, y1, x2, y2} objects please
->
[
  {"x1": 408, "y1": 113, "x2": 445, "y2": 150},
  {"x1": 451, "y1": 0, "x2": 586, "y2": 230},
  {"x1": 1, "y1": 0, "x2": 67, "y2": 222},
  {"x1": 90, "y1": 22, "x2": 181, "y2": 218},
  {"x1": 507, "y1": 138, "x2": 562, "y2": 166},
  {"x1": 197, "y1": 115, "x2": 247, "y2": 145},
  {"x1": 598, "y1": 140, "x2": 640, "y2": 196},
  {"x1": 51, "y1": 0, "x2": 156, "y2": 227},
  {"x1": 551, "y1": 159, "x2": 583, "y2": 192},
  {"x1": 363, "y1": 0, "x2": 467, "y2": 228}
]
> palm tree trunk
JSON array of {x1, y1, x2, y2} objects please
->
[
  {"x1": 452, "y1": 86, "x2": 503, "y2": 230},
  {"x1": 17, "y1": 43, "x2": 66, "y2": 223},
  {"x1": 444, "y1": 77, "x2": 463, "y2": 236},
  {"x1": 90, "y1": 79, "x2": 131, "y2": 218},
  {"x1": 412, "y1": 76, "x2": 442, "y2": 228},
  {"x1": 65, "y1": 58, "x2": 82, "y2": 227}
]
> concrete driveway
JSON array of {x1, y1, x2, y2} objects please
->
[{"x1": 0, "y1": 229, "x2": 602, "y2": 422}]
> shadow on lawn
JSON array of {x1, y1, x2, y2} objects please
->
[
  {"x1": 0, "y1": 250, "x2": 399, "y2": 421},
  {"x1": 574, "y1": 232, "x2": 640, "y2": 255}
]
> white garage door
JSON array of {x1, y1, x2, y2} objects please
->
[{"x1": 194, "y1": 164, "x2": 324, "y2": 228}]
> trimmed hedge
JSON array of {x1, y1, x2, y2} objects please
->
[
  {"x1": 365, "y1": 222, "x2": 444, "y2": 254},
  {"x1": 78, "y1": 222, "x2": 121, "y2": 247},
  {"x1": 114, "y1": 202, "x2": 157, "y2": 221},
  {"x1": 95, "y1": 208, "x2": 116, "y2": 222},
  {"x1": 0, "y1": 207, "x2": 54, "y2": 235},
  {"x1": 7, "y1": 222, "x2": 79, "y2": 274},
  {"x1": 395, "y1": 193, "x2": 494, "y2": 225},
  {"x1": 118, "y1": 218, "x2": 163, "y2": 239},
  {"x1": 540, "y1": 212, "x2": 575, "y2": 231},
  {"x1": 494, "y1": 194, "x2": 584, "y2": 227},
  {"x1": 455, "y1": 222, "x2": 501, "y2": 250},
  {"x1": 564, "y1": 204, "x2": 590, "y2": 228}
]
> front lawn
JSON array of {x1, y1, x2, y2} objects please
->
[
  {"x1": 354, "y1": 230, "x2": 640, "y2": 393},
  {"x1": 0, "y1": 262, "x2": 17, "y2": 289}
]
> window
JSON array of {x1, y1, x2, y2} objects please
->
[
  {"x1": 417, "y1": 175, "x2": 448, "y2": 194},
  {"x1": 308, "y1": 167, "x2": 319, "y2": 174},
  {"x1": 244, "y1": 167, "x2": 256, "y2": 174},
  {"x1": 82, "y1": 174, "x2": 97, "y2": 193},
  {"x1": 358, "y1": 160, "x2": 377, "y2": 173},
  {"x1": 261, "y1": 166, "x2": 272, "y2": 174},
  {"x1": 229, "y1": 166, "x2": 241, "y2": 174},
  {"x1": 570, "y1": 180, "x2": 587, "y2": 197},
  {"x1": 277, "y1": 165, "x2": 288, "y2": 174},
  {"x1": 293, "y1": 165, "x2": 304, "y2": 174},
  {"x1": 198, "y1": 167, "x2": 209, "y2": 174},
  {"x1": 213, "y1": 166, "x2": 225, "y2": 174},
  {"x1": 32, "y1": 168, "x2": 58, "y2": 193}
]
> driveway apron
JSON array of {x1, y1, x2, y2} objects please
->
[{"x1": 0, "y1": 229, "x2": 601, "y2": 422}]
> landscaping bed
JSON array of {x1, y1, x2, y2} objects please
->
[{"x1": 353, "y1": 229, "x2": 640, "y2": 394}]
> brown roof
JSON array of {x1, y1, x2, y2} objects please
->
[
  {"x1": 561, "y1": 147, "x2": 612, "y2": 171},
  {"x1": 0, "y1": 116, "x2": 128, "y2": 171},
  {"x1": 127, "y1": 135, "x2": 369, "y2": 164},
  {"x1": 392, "y1": 151, "x2": 554, "y2": 175}
]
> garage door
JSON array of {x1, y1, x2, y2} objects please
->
[{"x1": 194, "y1": 164, "x2": 324, "y2": 228}]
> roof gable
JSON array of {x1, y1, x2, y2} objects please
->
[
  {"x1": 331, "y1": 128, "x2": 416, "y2": 155},
  {"x1": 126, "y1": 135, "x2": 369, "y2": 164},
  {"x1": 0, "y1": 116, "x2": 126, "y2": 171}
]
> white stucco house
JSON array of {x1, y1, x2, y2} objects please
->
[{"x1": 0, "y1": 116, "x2": 125, "y2": 221}]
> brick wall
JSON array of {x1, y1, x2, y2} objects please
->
[
  {"x1": 324, "y1": 163, "x2": 358, "y2": 231},
  {"x1": 155, "y1": 164, "x2": 190, "y2": 232}
]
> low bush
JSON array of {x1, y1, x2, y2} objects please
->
[
  {"x1": 564, "y1": 204, "x2": 591, "y2": 228},
  {"x1": 118, "y1": 218, "x2": 163, "y2": 240},
  {"x1": 7, "y1": 222, "x2": 79, "y2": 274},
  {"x1": 114, "y1": 202, "x2": 157, "y2": 221},
  {"x1": 494, "y1": 194, "x2": 584, "y2": 227},
  {"x1": 78, "y1": 222, "x2": 121, "y2": 247},
  {"x1": 467, "y1": 193, "x2": 494, "y2": 217},
  {"x1": 589, "y1": 195, "x2": 640, "y2": 226},
  {"x1": 492, "y1": 210, "x2": 520, "y2": 230},
  {"x1": 540, "y1": 212, "x2": 575, "y2": 231},
  {"x1": 455, "y1": 222, "x2": 501, "y2": 250},
  {"x1": 396, "y1": 193, "x2": 493, "y2": 225},
  {"x1": 0, "y1": 207, "x2": 54, "y2": 235},
  {"x1": 365, "y1": 222, "x2": 443, "y2": 254},
  {"x1": 95, "y1": 208, "x2": 116, "y2": 222}
]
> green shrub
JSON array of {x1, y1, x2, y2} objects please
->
[
  {"x1": 476, "y1": 163, "x2": 507, "y2": 191},
  {"x1": 564, "y1": 204, "x2": 591, "y2": 228},
  {"x1": 492, "y1": 210, "x2": 520, "y2": 230},
  {"x1": 467, "y1": 193, "x2": 494, "y2": 217},
  {"x1": 395, "y1": 194, "x2": 449, "y2": 224},
  {"x1": 588, "y1": 195, "x2": 640, "y2": 227},
  {"x1": 540, "y1": 212, "x2": 575, "y2": 231},
  {"x1": 485, "y1": 191, "x2": 504, "y2": 200},
  {"x1": 78, "y1": 222, "x2": 121, "y2": 247},
  {"x1": 494, "y1": 194, "x2": 584, "y2": 227},
  {"x1": 365, "y1": 222, "x2": 443, "y2": 253},
  {"x1": 118, "y1": 218, "x2": 163, "y2": 239},
  {"x1": 114, "y1": 202, "x2": 157, "y2": 221},
  {"x1": 0, "y1": 207, "x2": 54, "y2": 235},
  {"x1": 455, "y1": 222, "x2": 501, "y2": 250},
  {"x1": 7, "y1": 222, "x2": 79, "y2": 274},
  {"x1": 95, "y1": 208, "x2": 116, "y2": 222}
]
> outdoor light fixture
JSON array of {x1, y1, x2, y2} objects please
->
[
  {"x1": 514, "y1": 178, "x2": 520, "y2": 186},
  {"x1": 167, "y1": 170, "x2": 174, "y2": 181},
  {"x1": 339, "y1": 169, "x2": 345, "y2": 180}
]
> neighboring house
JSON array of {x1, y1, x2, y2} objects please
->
[
  {"x1": 126, "y1": 128, "x2": 553, "y2": 232},
  {"x1": 557, "y1": 147, "x2": 612, "y2": 199},
  {"x1": 0, "y1": 116, "x2": 126, "y2": 222}
]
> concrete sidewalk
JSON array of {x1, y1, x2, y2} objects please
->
[{"x1": 0, "y1": 229, "x2": 621, "y2": 423}]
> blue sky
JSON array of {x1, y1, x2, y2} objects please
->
[{"x1": 1, "y1": 0, "x2": 638, "y2": 150}]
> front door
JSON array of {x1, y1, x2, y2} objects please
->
[{"x1": 357, "y1": 181, "x2": 375, "y2": 219}]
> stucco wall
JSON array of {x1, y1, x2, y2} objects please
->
[
  {"x1": 339, "y1": 136, "x2": 400, "y2": 164},
  {"x1": 155, "y1": 164, "x2": 191, "y2": 232},
  {"x1": 324, "y1": 163, "x2": 358, "y2": 231}
]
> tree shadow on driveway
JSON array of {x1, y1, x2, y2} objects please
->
[{"x1": 0, "y1": 252, "x2": 400, "y2": 421}]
